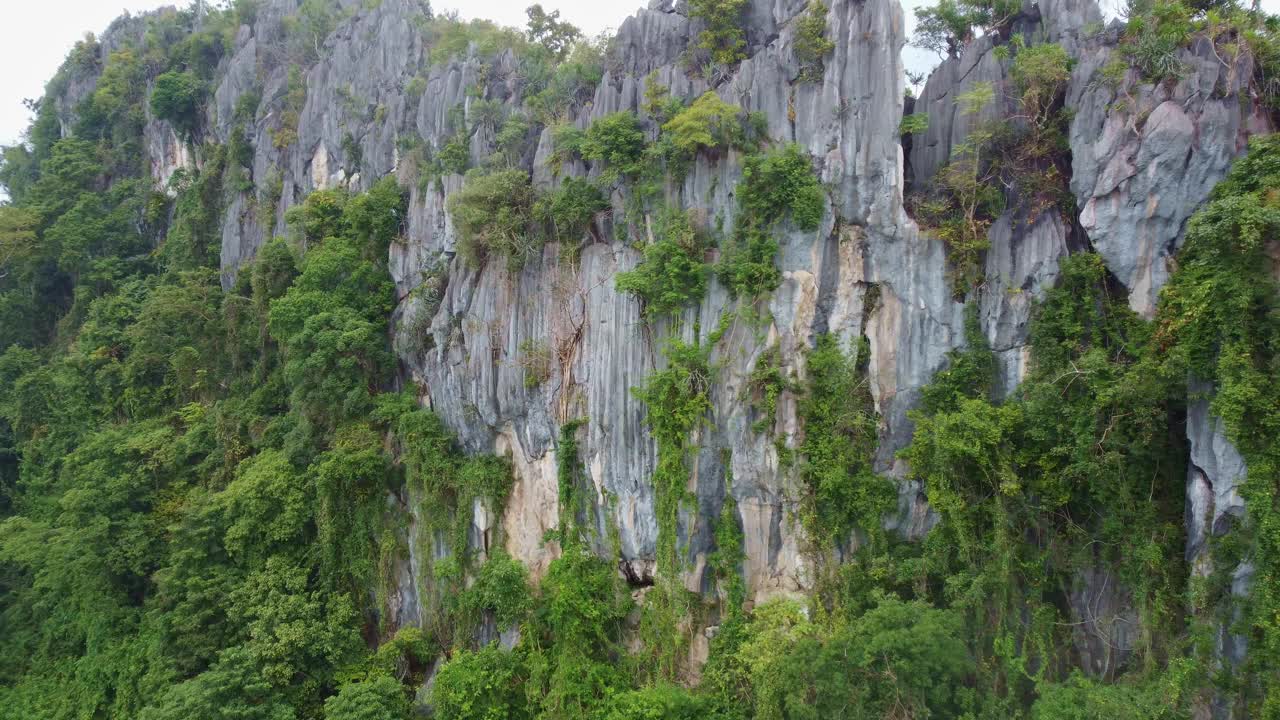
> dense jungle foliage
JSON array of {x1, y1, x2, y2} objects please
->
[{"x1": 0, "y1": 0, "x2": 1278, "y2": 718}]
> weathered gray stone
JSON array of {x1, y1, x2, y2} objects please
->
[{"x1": 1067, "y1": 35, "x2": 1272, "y2": 317}]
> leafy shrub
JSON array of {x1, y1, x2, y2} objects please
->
[
  {"x1": 799, "y1": 334, "x2": 893, "y2": 542},
  {"x1": 533, "y1": 176, "x2": 608, "y2": 245},
  {"x1": 323, "y1": 675, "x2": 411, "y2": 720},
  {"x1": 286, "y1": 187, "x2": 347, "y2": 242},
  {"x1": 431, "y1": 645, "x2": 528, "y2": 720},
  {"x1": 634, "y1": 337, "x2": 714, "y2": 571},
  {"x1": 462, "y1": 550, "x2": 532, "y2": 625},
  {"x1": 1120, "y1": 0, "x2": 1193, "y2": 82},
  {"x1": 447, "y1": 169, "x2": 537, "y2": 268},
  {"x1": 343, "y1": 176, "x2": 408, "y2": 256},
  {"x1": 1010, "y1": 41, "x2": 1072, "y2": 131},
  {"x1": 524, "y1": 36, "x2": 607, "y2": 124},
  {"x1": 581, "y1": 112, "x2": 648, "y2": 182},
  {"x1": 899, "y1": 111, "x2": 930, "y2": 135},
  {"x1": 738, "y1": 143, "x2": 825, "y2": 231},
  {"x1": 516, "y1": 339, "x2": 553, "y2": 389},
  {"x1": 715, "y1": 228, "x2": 781, "y2": 298},
  {"x1": 615, "y1": 208, "x2": 711, "y2": 319},
  {"x1": 762, "y1": 598, "x2": 974, "y2": 719},
  {"x1": 1030, "y1": 672, "x2": 1183, "y2": 720},
  {"x1": 793, "y1": 1, "x2": 835, "y2": 82},
  {"x1": 601, "y1": 685, "x2": 707, "y2": 720},
  {"x1": 150, "y1": 70, "x2": 205, "y2": 137},
  {"x1": 689, "y1": 0, "x2": 750, "y2": 66},
  {"x1": 908, "y1": 83, "x2": 1001, "y2": 292},
  {"x1": 494, "y1": 113, "x2": 531, "y2": 164},
  {"x1": 436, "y1": 134, "x2": 471, "y2": 176},
  {"x1": 661, "y1": 92, "x2": 749, "y2": 158}
]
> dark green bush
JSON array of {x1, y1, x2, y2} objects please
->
[
  {"x1": 715, "y1": 228, "x2": 781, "y2": 298},
  {"x1": 581, "y1": 112, "x2": 648, "y2": 182},
  {"x1": 534, "y1": 176, "x2": 609, "y2": 245},
  {"x1": 151, "y1": 71, "x2": 205, "y2": 137},
  {"x1": 739, "y1": 143, "x2": 825, "y2": 231},
  {"x1": 447, "y1": 169, "x2": 538, "y2": 268}
]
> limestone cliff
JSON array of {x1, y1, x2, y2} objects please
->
[{"x1": 52, "y1": 0, "x2": 1274, "y2": 699}]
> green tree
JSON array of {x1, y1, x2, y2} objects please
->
[
  {"x1": 432, "y1": 645, "x2": 529, "y2": 720},
  {"x1": 323, "y1": 675, "x2": 411, "y2": 720},
  {"x1": 689, "y1": 0, "x2": 750, "y2": 66},
  {"x1": 525, "y1": 4, "x2": 582, "y2": 59}
]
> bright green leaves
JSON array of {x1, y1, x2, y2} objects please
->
[
  {"x1": 634, "y1": 336, "x2": 713, "y2": 576},
  {"x1": 450, "y1": 169, "x2": 608, "y2": 270},
  {"x1": 228, "y1": 557, "x2": 362, "y2": 689},
  {"x1": 322, "y1": 674, "x2": 412, "y2": 720},
  {"x1": 460, "y1": 551, "x2": 533, "y2": 627},
  {"x1": 701, "y1": 597, "x2": 973, "y2": 720},
  {"x1": 581, "y1": 112, "x2": 649, "y2": 182},
  {"x1": 762, "y1": 598, "x2": 973, "y2": 720},
  {"x1": 533, "y1": 177, "x2": 608, "y2": 246},
  {"x1": 1029, "y1": 670, "x2": 1193, "y2": 720},
  {"x1": 635, "y1": 337, "x2": 714, "y2": 452},
  {"x1": 344, "y1": 177, "x2": 410, "y2": 256},
  {"x1": 601, "y1": 685, "x2": 708, "y2": 720},
  {"x1": 615, "y1": 208, "x2": 712, "y2": 320},
  {"x1": 738, "y1": 143, "x2": 825, "y2": 232},
  {"x1": 919, "y1": 303, "x2": 996, "y2": 413},
  {"x1": 267, "y1": 187, "x2": 400, "y2": 428},
  {"x1": 1009, "y1": 41, "x2": 1072, "y2": 132},
  {"x1": 901, "y1": 255, "x2": 1190, "y2": 707},
  {"x1": 432, "y1": 644, "x2": 529, "y2": 720},
  {"x1": 660, "y1": 92, "x2": 748, "y2": 159},
  {"x1": 267, "y1": 236, "x2": 394, "y2": 426},
  {"x1": 429, "y1": 544, "x2": 631, "y2": 720},
  {"x1": 798, "y1": 334, "x2": 894, "y2": 544},
  {"x1": 1150, "y1": 134, "x2": 1280, "y2": 711},
  {"x1": 528, "y1": 545, "x2": 632, "y2": 718},
  {"x1": 689, "y1": 0, "x2": 750, "y2": 67},
  {"x1": 218, "y1": 450, "x2": 310, "y2": 563}
]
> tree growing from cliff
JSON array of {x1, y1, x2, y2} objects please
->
[
  {"x1": 913, "y1": 0, "x2": 1020, "y2": 58},
  {"x1": 689, "y1": 0, "x2": 750, "y2": 67},
  {"x1": 526, "y1": 4, "x2": 582, "y2": 60},
  {"x1": 150, "y1": 71, "x2": 206, "y2": 138},
  {"x1": 793, "y1": 1, "x2": 835, "y2": 82}
]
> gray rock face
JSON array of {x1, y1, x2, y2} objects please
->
[
  {"x1": 1186, "y1": 385, "x2": 1249, "y2": 567},
  {"x1": 1068, "y1": 34, "x2": 1273, "y2": 317},
  {"x1": 1069, "y1": 565, "x2": 1141, "y2": 680}
]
